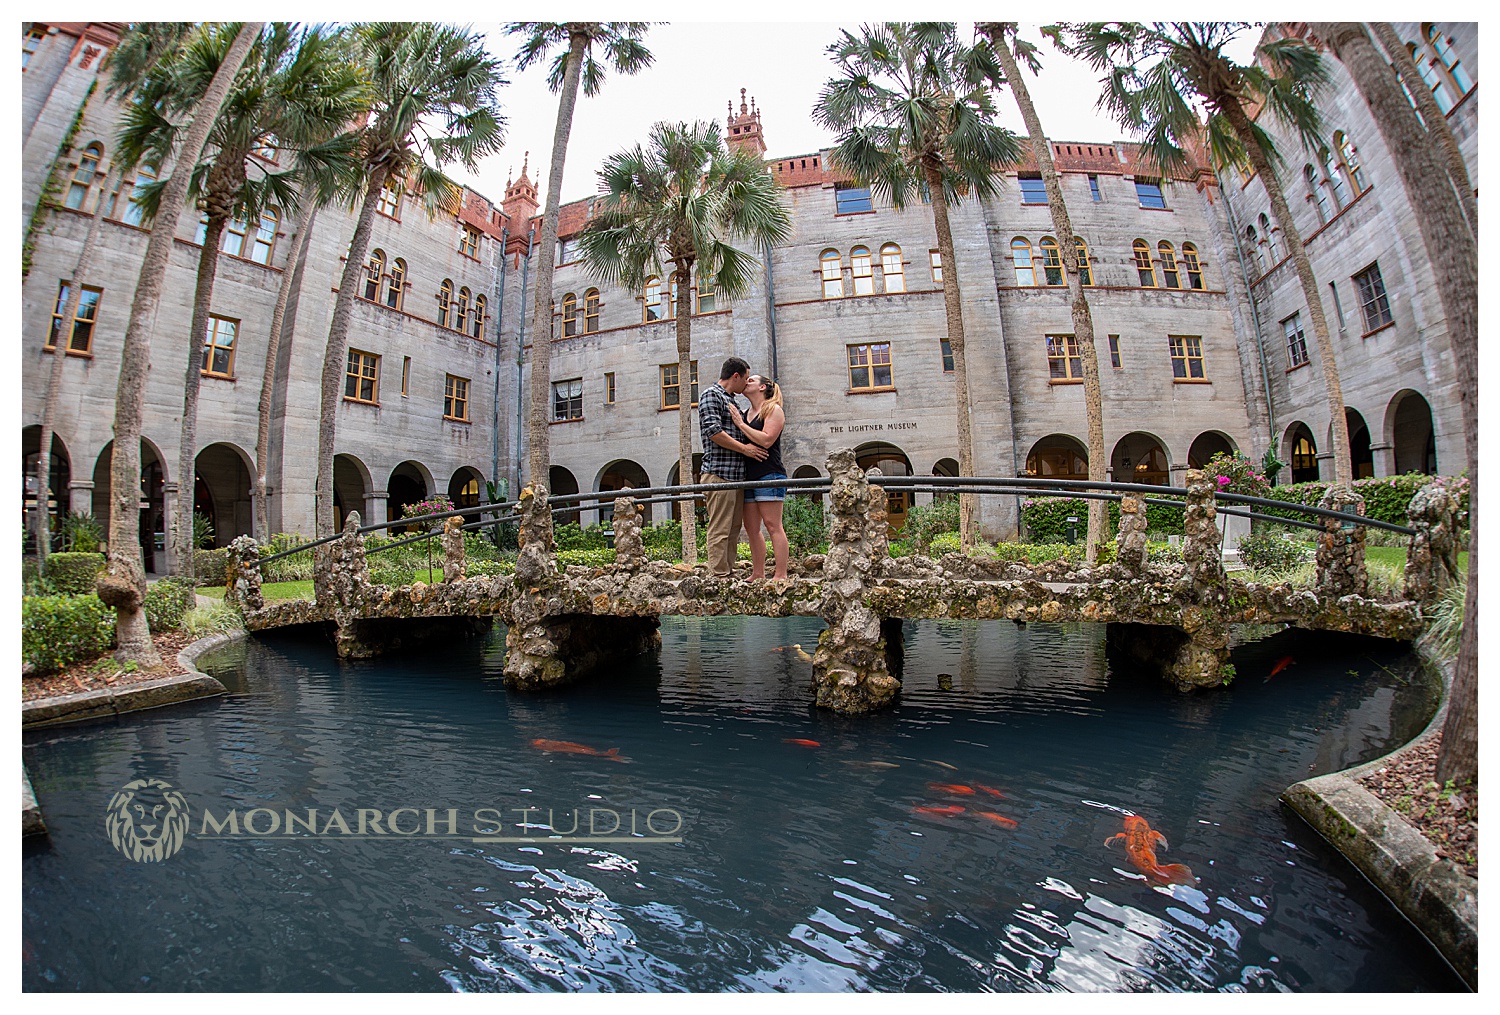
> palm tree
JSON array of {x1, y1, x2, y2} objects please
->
[
  {"x1": 505, "y1": 22, "x2": 654, "y2": 490},
  {"x1": 1056, "y1": 22, "x2": 1355, "y2": 487},
  {"x1": 120, "y1": 23, "x2": 366, "y2": 576},
  {"x1": 315, "y1": 22, "x2": 505, "y2": 536},
  {"x1": 32, "y1": 22, "x2": 196, "y2": 566},
  {"x1": 814, "y1": 22, "x2": 1023, "y2": 550},
  {"x1": 979, "y1": 22, "x2": 1109, "y2": 562},
  {"x1": 97, "y1": 20, "x2": 262, "y2": 666},
  {"x1": 577, "y1": 120, "x2": 792, "y2": 564},
  {"x1": 1305, "y1": 20, "x2": 1479, "y2": 794}
]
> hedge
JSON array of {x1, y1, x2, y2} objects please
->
[
  {"x1": 45, "y1": 551, "x2": 105, "y2": 594},
  {"x1": 22, "y1": 594, "x2": 115, "y2": 673},
  {"x1": 195, "y1": 548, "x2": 229, "y2": 587},
  {"x1": 1021, "y1": 497, "x2": 1185, "y2": 543},
  {"x1": 1258, "y1": 473, "x2": 1466, "y2": 528},
  {"x1": 143, "y1": 578, "x2": 195, "y2": 631}
]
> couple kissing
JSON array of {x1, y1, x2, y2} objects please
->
[{"x1": 698, "y1": 357, "x2": 788, "y2": 581}]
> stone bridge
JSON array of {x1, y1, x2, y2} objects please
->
[{"x1": 225, "y1": 452, "x2": 1461, "y2": 714}]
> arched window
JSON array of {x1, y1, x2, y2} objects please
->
[
  {"x1": 1012, "y1": 238, "x2": 1036, "y2": 286},
  {"x1": 385, "y1": 257, "x2": 405, "y2": 309},
  {"x1": 696, "y1": 272, "x2": 715, "y2": 313},
  {"x1": 1425, "y1": 24, "x2": 1473, "y2": 94},
  {"x1": 65, "y1": 143, "x2": 102, "y2": 210},
  {"x1": 880, "y1": 243, "x2": 904, "y2": 292},
  {"x1": 562, "y1": 292, "x2": 578, "y2": 337},
  {"x1": 249, "y1": 208, "x2": 278, "y2": 264},
  {"x1": 1158, "y1": 241, "x2": 1180, "y2": 288},
  {"x1": 1132, "y1": 239, "x2": 1156, "y2": 287},
  {"x1": 668, "y1": 277, "x2": 679, "y2": 319},
  {"x1": 1039, "y1": 237, "x2": 1063, "y2": 285},
  {"x1": 1321, "y1": 147, "x2": 1350, "y2": 208},
  {"x1": 364, "y1": 249, "x2": 384, "y2": 301},
  {"x1": 1408, "y1": 43, "x2": 1456, "y2": 113},
  {"x1": 1074, "y1": 238, "x2": 1093, "y2": 287},
  {"x1": 438, "y1": 279, "x2": 453, "y2": 328},
  {"x1": 120, "y1": 165, "x2": 155, "y2": 226},
  {"x1": 1334, "y1": 132, "x2": 1368, "y2": 195},
  {"x1": 583, "y1": 288, "x2": 600, "y2": 333},
  {"x1": 820, "y1": 249, "x2": 844, "y2": 298},
  {"x1": 456, "y1": 286, "x2": 471, "y2": 333},
  {"x1": 472, "y1": 294, "x2": 486, "y2": 338},
  {"x1": 1181, "y1": 243, "x2": 1204, "y2": 290},
  {"x1": 1243, "y1": 226, "x2": 1263, "y2": 273},
  {"x1": 644, "y1": 276, "x2": 664, "y2": 321},
  {"x1": 850, "y1": 245, "x2": 874, "y2": 295},
  {"x1": 1259, "y1": 214, "x2": 1280, "y2": 263},
  {"x1": 1305, "y1": 164, "x2": 1331, "y2": 222}
]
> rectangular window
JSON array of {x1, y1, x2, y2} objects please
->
[
  {"x1": 659, "y1": 361, "x2": 699, "y2": 409},
  {"x1": 444, "y1": 374, "x2": 470, "y2": 421},
  {"x1": 929, "y1": 249, "x2": 943, "y2": 283},
  {"x1": 940, "y1": 338, "x2": 954, "y2": 373},
  {"x1": 604, "y1": 372, "x2": 616, "y2": 404},
  {"x1": 696, "y1": 273, "x2": 715, "y2": 314},
  {"x1": 249, "y1": 211, "x2": 276, "y2": 264},
  {"x1": 401, "y1": 356, "x2": 411, "y2": 397},
  {"x1": 23, "y1": 27, "x2": 45, "y2": 68},
  {"x1": 46, "y1": 281, "x2": 101, "y2": 354},
  {"x1": 847, "y1": 343, "x2": 893, "y2": 391},
  {"x1": 1168, "y1": 334, "x2": 1206, "y2": 380},
  {"x1": 1283, "y1": 313, "x2": 1309, "y2": 367},
  {"x1": 1135, "y1": 179, "x2": 1167, "y2": 209},
  {"x1": 552, "y1": 378, "x2": 583, "y2": 421},
  {"x1": 1046, "y1": 334, "x2": 1083, "y2": 381},
  {"x1": 1088, "y1": 175, "x2": 1101, "y2": 202},
  {"x1": 1019, "y1": 175, "x2": 1048, "y2": 204},
  {"x1": 344, "y1": 349, "x2": 379, "y2": 403},
  {"x1": 1329, "y1": 281, "x2": 1346, "y2": 328},
  {"x1": 1352, "y1": 263, "x2": 1392, "y2": 333},
  {"x1": 1108, "y1": 334, "x2": 1122, "y2": 369},
  {"x1": 201, "y1": 315, "x2": 238, "y2": 378},
  {"x1": 459, "y1": 226, "x2": 480, "y2": 259},
  {"x1": 834, "y1": 183, "x2": 873, "y2": 215},
  {"x1": 377, "y1": 183, "x2": 401, "y2": 219},
  {"x1": 557, "y1": 237, "x2": 578, "y2": 264}
]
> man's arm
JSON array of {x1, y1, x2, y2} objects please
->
[
  {"x1": 710, "y1": 429, "x2": 768, "y2": 460},
  {"x1": 701, "y1": 388, "x2": 767, "y2": 460}
]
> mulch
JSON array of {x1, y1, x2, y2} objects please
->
[
  {"x1": 1358, "y1": 731, "x2": 1478, "y2": 879},
  {"x1": 21, "y1": 629, "x2": 196, "y2": 703}
]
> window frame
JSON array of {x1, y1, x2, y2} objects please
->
[
  {"x1": 46, "y1": 281, "x2": 102, "y2": 355},
  {"x1": 458, "y1": 225, "x2": 480, "y2": 259},
  {"x1": 820, "y1": 250, "x2": 844, "y2": 299},
  {"x1": 1108, "y1": 334, "x2": 1122, "y2": 369},
  {"x1": 1334, "y1": 132, "x2": 1369, "y2": 195},
  {"x1": 696, "y1": 272, "x2": 716, "y2": 314},
  {"x1": 344, "y1": 349, "x2": 380, "y2": 404},
  {"x1": 929, "y1": 249, "x2": 943, "y2": 284},
  {"x1": 377, "y1": 181, "x2": 402, "y2": 220},
  {"x1": 1282, "y1": 312, "x2": 1309, "y2": 368},
  {"x1": 385, "y1": 257, "x2": 405, "y2": 310},
  {"x1": 940, "y1": 337, "x2": 954, "y2": 373},
  {"x1": 1012, "y1": 238, "x2": 1036, "y2": 286},
  {"x1": 1426, "y1": 24, "x2": 1473, "y2": 94},
  {"x1": 364, "y1": 249, "x2": 384, "y2": 302},
  {"x1": 1305, "y1": 164, "x2": 1331, "y2": 223},
  {"x1": 880, "y1": 243, "x2": 905, "y2": 293},
  {"x1": 1181, "y1": 243, "x2": 1204, "y2": 290},
  {"x1": 64, "y1": 143, "x2": 102, "y2": 211},
  {"x1": 456, "y1": 287, "x2": 471, "y2": 333},
  {"x1": 248, "y1": 208, "x2": 277, "y2": 265},
  {"x1": 1088, "y1": 175, "x2": 1101, "y2": 202},
  {"x1": 201, "y1": 314, "x2": 239, "y2": 378},
  {"x1": 850, "y1": 245, "x2": 874, "y2": 295},
  {"x1": 119, "y1": 165, "x2": 155, "y2": 227},
  {"x1": 1133, "y1": 240, "x2": 1157, "y2": 287},
  {"x1": 1158, "y1": 241, "x2": 1181, "y2": 288},
  {"x1": 604, "y1": 371, "x2": 616, "y2": 404},
  {"x1": 1075, "y1": 238, "x2": 1094, "y2": 287},
  {"x1": 562, "y1": 292, "x2": 579, "y2": 337},
  {"x1": 1039, "y1": 236, "x2": 1064, "y2": 286},
  {"x1": 583, "y1": 288, "x2": 600, "y2": 332},
  {"x1": 472, "y1": 294, "x2": 486, "y2": 339},
  {"x1": 659, "y1": 360, "x2": 700, "y2": 410},
  {"x1": 1018, "y1": 174, "x2": 1048, "y2": 205},
  {"x1": 1353, "y1": 263, "x2": 1394, "y2": 334},
  {"x1": 644, "y1": 276, "x2": 666, "y2": 321},
  {"x1": 1046, "y1": 333, "x2": 1083, "y2": 382},
  {"x1": 1134, "y1": 179, "x2": 1167, "y2": 209},
  {"x1": 847, "y1": 342, "x2": 894, "y2": 392},
  {"x1": 552, "y1": 377, "x2": 584, "y2": 422},
  {"x1": 438, "y1": 279, "x2": 453, "y2": 329},
  {"x1": 401, "y1": 355, "x2": 411, "y2": 397},
  {"x1": 834, "y1": 183, "x2": 873, "y2": 215},
  {"x1": 444, "y1": 374, "x2": 471, "y2": 422},
  {"x1": 23, "y1": 27, "x2": 45, "y2": 68},
  {"x1": 1168, "y1": 334, "x2": 1206, "y2": 381}
]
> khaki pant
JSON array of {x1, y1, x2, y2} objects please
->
[{"x1": 702, "y1": 473, "x2": 744, "y2": 576}]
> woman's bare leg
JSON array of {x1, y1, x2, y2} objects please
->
[
  {"x1": 744, "y1": 500, "x2": 766, "y2": 580},
  {"x1": 762, "y1": 501, "x2": 789, "y2": 580}
]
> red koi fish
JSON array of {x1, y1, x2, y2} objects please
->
[
  {"x1": 783, "y1": 738, "x2": 821, "y2": 748},
  {"x1": 977, "y1": 810, "x2": 1018, "y2": 829},
  {"x1": 928, "y1": 783, "x2": 976, "y2": 796},
  {"x1": 1104, "y1": 815, "x2": 1195, "y2": 886},
  {"x1": 530, "y1": 739, "x2": 628, "y2": 762},
  {"x1": 913, "y1": 804, "x2": 965, "y2": 817},
  {"x1": 1266, "y1": 656, "x2": 1296, "y2": 682},
  {"x1": 974, "y1": 784, "x2": 1006, "y2": 799}
]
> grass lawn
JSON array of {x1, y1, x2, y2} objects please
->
[
  {"x1": 198, "y1": 580, "x2": 315, "y2": 601},
  {"x1": 1364, "y1": 545, "x2": 1470, "y2": 573}
]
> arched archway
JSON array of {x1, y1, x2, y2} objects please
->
[
  {"x1": 1187, "y1": 431, "x2": 1236, "y2": 470},
  {"x1": 549, "y1": 466, "x2": 581, "y2": 526},
  {"x1": 1025, "y1": 434, "x2": 1088, "y2": 480},
  {"x1": 22, "y1": 425, "x2": 71, "y2": 551},
  {"x1": 333, "y1": 453, "x2": 372, "y2": 530},
  {"x1": 1284, "y1": 422, "x2": 1319, "y2": 484},
  {"x1": 1387, "y1": 390, "x2": 1437, "y2": 475},
  {"x1": 91, "y1": 438, "x2": 168, "y2": 573},
  {"x1": 596, "y1": 459, "x2": 650, "y2": 524},
  {"x1": 792, "y1": 464, "x2": 822, "y2": 505},
  {"x1": 855, "y1": 442, "x2": 913, "y2": 534},
  {"x1": 930, "y1": 457, "x2": 960, "y2": 502},
  {"x1": 448, "y1": 466, "x2": 484, "y2": 510},
  {"x1": 194, "y1": 442, "x2": 254, "y2": 546},
  {"x1": 1341, "y1": 408, "x2": 1375, "y2": 479},
  {"x1": 665, "y1": 455, "x2": 703, "y2": 523},
  {"x1": 388, "y1": 461, "x2": 431, "y2": 531},
  {"x1": 1110, "y1": 432, "x2": 1169, "y2": 486}
]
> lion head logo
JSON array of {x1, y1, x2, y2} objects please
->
[{"x1": 105, "y1": 778, "x2": 189, "y2": 862}]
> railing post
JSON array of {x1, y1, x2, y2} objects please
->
[
  {"x1": 1404, "y1": 480, "x2": 1460, "y2": 606},
  {"x1": 612, "y1": 496, "x2": 646, "y2": 569},
  {"x1": 1181, "y1": 469, "x2": 1225, "y2": 589},
  {"x1": 315, "y1": 511, "x2": 369, "y2": 610},
  {"x1": 1315, "y1": 485, "x2": 1368, "y2": 598},
  {"x1": 514, "y1": 482, "x2": 555, "y2": 586},
  {"x1": 224, "y1": 534, "x2": 263, "y2": 612},
  {"x1": 1115, "y1": 493, "x2": 1149, "y2": 575},
  {"x1": 440, "y1": 515, "x2": 465, "y2": 583}
]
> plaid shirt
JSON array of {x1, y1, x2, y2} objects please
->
[{"x1": 698, "y1": 382, "x2": 746, "y2": 482}]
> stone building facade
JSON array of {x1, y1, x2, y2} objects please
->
[{"x1": 20, "y1": 22, "x2": 1477, "y2": 564}]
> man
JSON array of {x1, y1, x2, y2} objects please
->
[{"x1": 698, "y1": 357, "x2": 767, "y2": 577}]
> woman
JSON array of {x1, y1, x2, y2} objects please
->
[{"x1": 729, "y1": 375, "x2": 788, "y2": 581}]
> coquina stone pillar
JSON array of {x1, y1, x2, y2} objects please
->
[
  {"x1": 1404, "y1": 480, "x2": 1461, "y2": 606},
  {"x1": 810, "y1": 451, "x2": 901, "y2": 713},
  {"x1": 440, "y1": 515, "x2": 465, "y2": 582},
  {"x1": 1115, "y1": 493, "x2": 1149, "y2": 575},
  {"x1": 1315, "y1": 485, "x2": 1368, "y2": 598},
  {"x1": 313, "y1": 512, "x2": 376, "y2": 658},
  {"x1": 1181, "y1": 469, "x2": 1225, "y2": 589},
  {"x1": 612, "y1": 496, "x2": 646, "y2": 570},
  {"x1": 224, "y1": 534, "x2": 263, "y2": 612}
]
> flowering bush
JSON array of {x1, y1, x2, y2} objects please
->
[
  {"x1": 1203, "y1": 452, "x2": 1272, "y2": 499},
  {"x1": 400, "y1": 495, "x2": 456, "y2": 532}
]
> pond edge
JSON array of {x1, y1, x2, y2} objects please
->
[{"x1": 1280, "y1": 636, "x2": 1477, "y2": 989}]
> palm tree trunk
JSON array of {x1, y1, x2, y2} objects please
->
[
  {"x1": 1309, "y1": 20, "x2": 1478, "y2": 787},
  {"x1": 990, "y1": 29, "x2": 1108, "y2": 562},
  {"x1": 99, "y1": 20, "x2": 260, "y2": 665},
  {"x1": 316, "y1": 161, "x2": 390, "y2": 536},
  {"x1": 35, "y1": 164, "x2": 125, "y2": 565},
  {"x1": 1219, "y1": 95, "x2": 1353, "y2": 486},
  {"x1": 1369, "y1": 22, "x2": 1477, "y2": 239},
  {"x1": 172, "y1": 212, "x2": 228, "y2": 580},
  {"x1": 924, "y1": 162, "x2": 979, "y2": 549},
  {"x1": 672, "y1": 262, "x2": 698, "y2": 565},
  {"x1": 525, "y1": 28, "x2": 589, "y2": 489},
  {"x1": 255, "y1": 202, "x2": 314, "y2": 541}
]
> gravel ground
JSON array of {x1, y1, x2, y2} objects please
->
[
  {"x1": 1359, "y1": 731, "x2": 1478, "y2": 879},
  {"x1": 22, "y1": 630, "x2": 195, "y2": 702}
]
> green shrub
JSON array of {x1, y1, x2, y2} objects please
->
[
  {"x1": 783, "y1": 495, "x2": 830, "y2": 556},
  {"x1": 1425, "y1": 582, "x2": 1465, "y2": 658},
  {"x1": 929, "y1": 531, "x2": 962, "y2": 556},
  {"x1": 1021, "y1": 498, "x2": 1093, "y2": 544},
  {"x1": 904, "y1": 498, "x2": 959, "y2": 552},
  {"x1": 1147, "y1": 540, "x2": 1184, "y2": 565},
  {"x1": 1236, "y1": 532, "x2": 1310, "y2": 572},
  {"x1": 183, "y1": 598, "x2": 245, "y2": 639},
  {"x1": 258, "y1": 533, "x2": 314, "y2": 582},
  {"x1": 45, "y1": 551, "x2": 105, "y2": 594},
  {"x1": 194, "y1": 548, "x2": 229, "y2": 587},
  {"x1": 888, "y1": 539, "x2": 913, "y2": 558},
  {"x1": 143, "y1": 577, "x2": 195, "y2": 631},
  {"x1": 466, "y1": 559, "x2": 516, "y2": 578},
  {"x1": 193, "y1": 510, "x2": 216, "y2": 550},
  {"x1": 554, "y1": 522, "x2": 608, "y2": 551},
  {"x1": 463, "y1": 532, "x2": 499, "y2": 562},
  {"x1": 22, "y1": 560, "x2": 55, "y2": 596},
  {"x1": 1259, "y1": 473, "x2": 1466, "y2": 529},
  {"x1": 57, "y1": 511, "x2": 103, "y2": 553},
  {"x1": 642, "y1": 519, "x2": 683, "y2": 552},
  {"x1": 22, "y1": 594, "x2": 115, "y2": 673},
  {"x1": 556, "y1": 548, "x2": 616, "y2": 568}
]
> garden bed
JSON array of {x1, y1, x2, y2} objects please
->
[
  {"x1": 21, "y1": 629, "x2": 195, "y2": 702},
  {"x1": 1359, "y1": 731, "x2": 1477, "y2": 878}
]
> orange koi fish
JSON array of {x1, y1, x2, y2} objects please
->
[
  {"x1": 1104, "y1": 815, "x2": 1195, "y2": 885},
  {"x1": 928, "y1": 783, "x2": 976, "y2": 796},
  {"x1": 976, "y1": 811, "x2": 1018, "y2": 829},
  {"x1": 913, "y1": 804, "x2": 965, "y2": 817},
  {"x1": 974, "y1": 784, "x2": 1006, "y2": 799},
  {"x1": 783, "y1": 738, "x2": 821, "y2": 748},
  {"x1": 530, "y1": 739, "x2": 628, "y2": 762},
  {"x1": 1266, "y1": 656, "x2": 1296, "y2": 682}
]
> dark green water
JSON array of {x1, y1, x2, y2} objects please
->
[{"x1": 22, "y1": 618, "x2": 1462, "y2": 991}]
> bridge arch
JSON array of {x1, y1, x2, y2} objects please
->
[
  {"x1": 549, "y1": 465, "x2": 581, "y2": 525},
  {"x1": 22, "y1": 425, "x2": 71, "y2": 546},
  {"x1": 91, "y1": 436, "x2": 169, "y2": 573},
  {"x1": 333, "y1": 453, "x2": 372, "y2": 529},
  {"x1": 855, "y1": 442, "x2": 912, "y2": 534},
  {"x1": 448, "y1": 466, "x2": 484, "y2": 509},
  {"x1": 194, "y1": 441, "x2": 254, "y2": 546},
  {"x1": 1111, "y1": 431, "x2": 1169, "y2": 485},
  {"x1": 1283, "y1": 422, "x2": 1319, "y2": 484},
  {"x1": 1385, "y1": 389, "x2": 1436, "y2": 475},
  {"x1": 1024, "y1": 433, "x2": 1088, "y2": 480},
  {"x1": 1187, "y1": 430, "x2": 1237, "y2": 469}
]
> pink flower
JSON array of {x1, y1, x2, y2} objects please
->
[{"x1": 1217, "y1": 476, "x2": 1231, "y2": 487}]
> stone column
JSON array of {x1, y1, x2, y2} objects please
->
[
  {"x1": 1404, "y1": 481, "x2": 1460, "y2": 606},
  {"x1": 612, "y1": 496, "x2": 646, "y2": 569},
  {"x1": 1315, "y1": 485, "x2": 1368, "y2": 598},
  {"x1": 1369, "y1": 441, "x2": 1396, "y2": 479},
  {"x1": 1115, "y1": 493, "x2": 1149, "y2": 574},
  {"x1": 324, "y1": 512, "x2": 373, "y2": 658},
  {"x1": 224, "y1": 534, "x2": 263, "y2": 612},
  {"x1": 160, "y1": 480, "x2": 178, "y2": 576},
  {"x1": 363, "y1": 489, "x2": 389, "y2": 528},
  {"x1": 68, "y1": 479, "x2": 94, "y2": 516},
  {"x1": 1181, "y1": 469, "x2": 1225, "y2": 589},
  {"x1": 440, "y1": 515, "x2": 465, "y2": 582},
  {"x1": 809, "y1": 451, "x2": 901, "y2": 713}
]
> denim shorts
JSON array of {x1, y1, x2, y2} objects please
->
[{"x1": 746, "y1": 472, "x2": 788, "y2": 502}]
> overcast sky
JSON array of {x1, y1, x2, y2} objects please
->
[{"x1": 449, "y1": 22, "x2": 1261, "y2": 210}]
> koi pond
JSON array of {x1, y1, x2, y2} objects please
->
[{"x1": 22, "y1": 617, "x2": 1463, "y2": 991}]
